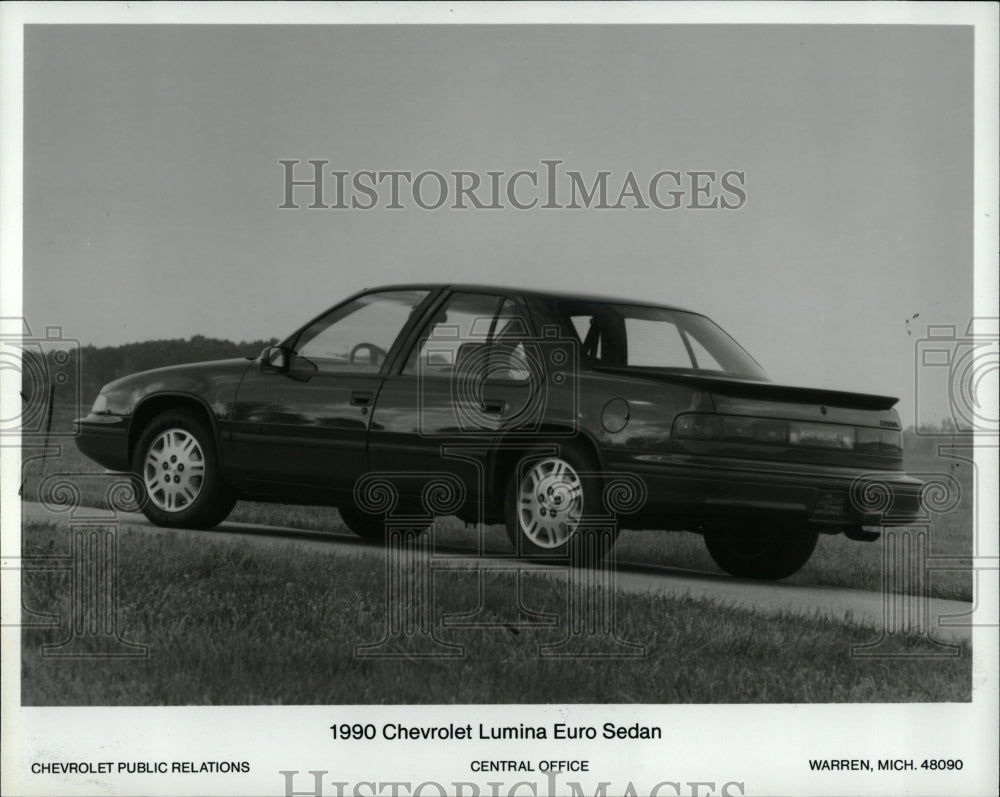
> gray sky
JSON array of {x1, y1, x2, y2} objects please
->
[{"x1": 24, "y1": 25, "x2": 972, "y2": 425}]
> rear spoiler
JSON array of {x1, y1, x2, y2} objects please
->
[{"x1": 592, "y1": 367, "x2": 899, "y2": 411}]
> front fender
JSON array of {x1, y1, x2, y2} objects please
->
[{"x1": 102, "y1": 359, "x2": 254, "y2": 421}]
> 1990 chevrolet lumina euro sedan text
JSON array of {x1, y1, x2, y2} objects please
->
[{"x1": 75, "y1": 284, "x2": 923, "y2": 579}]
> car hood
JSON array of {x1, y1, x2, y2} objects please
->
[
  {"x1": 103, "y1": 358, "x2": 253, "y2": 392},
  {"x1": 593, "y1": 367, "x2": 898, "y2": 411}
]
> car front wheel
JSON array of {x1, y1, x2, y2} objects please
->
[
  {"x1": 132, "y1": 409, "x2": 236, "y2": 529},
  {"x1": 703, "y1": 524, "x2": 818, "y2": 580}
]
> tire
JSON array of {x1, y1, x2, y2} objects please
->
[
  {"x1": 338, "y1": 503, "x2": 428, "y2": 543},
  {"x1": 131, "y1": 409, "x2": 236, "y2": 529},
  {"x1": 503, "y1": 443, "x2": 618, "y2": 566},
  {"x1": 703, "y1": 523, "x2": 818, "y2": 580}
]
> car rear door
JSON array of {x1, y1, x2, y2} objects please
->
[{"x1": 368, "y1": 291, "x2": 540, "y2": 505}]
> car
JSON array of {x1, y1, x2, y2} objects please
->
[{"x1": 74, "y1": 284, "x2": 924, "y2": 579}]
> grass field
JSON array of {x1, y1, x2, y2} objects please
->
[
  {"x1": 20, "y1": 405, "x2": 976, "y2": 601},
  {"x1": 21, "y1": 520, "x2": 970, "y2": 705}
]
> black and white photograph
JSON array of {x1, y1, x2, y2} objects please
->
[{"x1": 1, "y1": 3, "x2": 997, "y2": 796}]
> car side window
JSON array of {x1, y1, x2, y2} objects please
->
[
  {"x1": 403, "y1": 292, "x2": 503, "y2": 375},
  {"x1": 685, "y1": 333, "x2": 724, "y2": 371},
  {"x1": 625, "y1": 317, "x2": 692, "y2": 368},
  {"x1": 570, "y1": 315, "x2": 602, "y2": 360},
  {"x1": 295, "y1": 290, "x2": 430, "y2": 373},
  {"x1": 488, "y1": 298, "x2": 533, "y2": 381}
]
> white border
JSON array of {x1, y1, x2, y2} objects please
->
[{"x1": 2, "y1": 3, "x2": 997, "y2": 796}]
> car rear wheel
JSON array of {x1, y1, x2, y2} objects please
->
[
  {"x1": 132, "y1": 409, "x2": 236, "y2": 529},
  {"x1": 503, "y1": 444, "x2": 618, "y2": 565},
  {"x1": 703, "y1": 524, "x2": 818, "y2": 580}
]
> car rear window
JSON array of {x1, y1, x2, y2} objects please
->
[{"x1": 559, "y1": 301, "x2": 766, "y2": 380}]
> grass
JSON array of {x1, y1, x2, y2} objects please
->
[
  {"x1": 21, "y1": 520, "x2": 970, "y2": 705},
  {"x1": 21, "y1": 405, "x2": 976, "y2": 601}
]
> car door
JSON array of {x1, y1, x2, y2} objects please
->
[
  {"x1": 368, "y1": 291, "x2": 540, "y2": 504},
  {"x1": 229, "y1": 289, "x2": 433, "y2": 495}
]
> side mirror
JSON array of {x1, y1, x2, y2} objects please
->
[{"x1": 260, "y1": 345, "x2": 291, "y2": 372}]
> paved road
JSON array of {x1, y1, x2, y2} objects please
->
[{"x1": 20, "y1": 501, "x2": 973, "y2": 643}]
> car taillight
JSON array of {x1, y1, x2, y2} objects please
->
[
  {"x1": 881, "y1": 430, "x2": 902, "y2": 453},
  {"x1": 672, "y1": 414, "x2": 723, "y2": 439},
  {"x1": 672, "y1": 413, "x2": 898, "y2": 453},
  {"x1": 747, "y1": 418, "x2": 788, "y2": 444},
  {"x1": 672, "y1": 413, "x2": 789, "y2": 444},
  {"x1": 857, "y1": 427, "x2": 902, "y2": 454}
]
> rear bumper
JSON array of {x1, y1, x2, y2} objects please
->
[
  {"x1": 73, "y1": 414, "x2": 131, "y2": 472},
  {"x1": 610, "y1": 453, "x2": 925, "y2": 528}
]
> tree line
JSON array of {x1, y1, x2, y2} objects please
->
[{"x1": 19, "y1": 335, "x2": 276, "y2": 410}]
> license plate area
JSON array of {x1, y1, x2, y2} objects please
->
[{"x1": 812, "y1": 491, "x2": 849, "y2": 520}]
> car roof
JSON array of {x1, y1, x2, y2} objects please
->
[{"x1": 358, "y1": 283, "x2": 698, "y2": 314}]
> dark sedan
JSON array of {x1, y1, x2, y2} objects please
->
[{"x1": 75, "y1": 284, "x2": 923, "y2": 579}]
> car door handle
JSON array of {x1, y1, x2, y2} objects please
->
[
  {"x1": 350, "y1": 391, "x2": 373, "y2": 407},
  {"x1": 481, "y1": 398, "x2": 505, "y2": 414}
]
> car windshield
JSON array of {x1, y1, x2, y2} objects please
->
[{"x1": 558, "y1": 301, "x2": 767, "y2": 380}]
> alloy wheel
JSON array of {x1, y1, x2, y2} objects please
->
[
  {"x1": 142, "y1": 428, "x2": 206, "y2": 512},
  {"x1": 517, "y1": 457, "x2": 584, "y2": 548}
]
